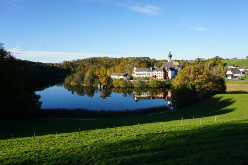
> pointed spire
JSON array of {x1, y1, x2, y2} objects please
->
[{"x1": 168, "y1": 52, "x2": 172, "y2": 62}]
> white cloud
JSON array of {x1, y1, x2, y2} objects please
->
[
  {"x1": 183, "y1": 23, "x2": 209, "y2": 31},
  {"x1": 8, "y1": 47, "x2": 125, "y2": 63},
  {"x1": 99, "y1": 0, "x2": 161, "y2": 16},
  {"x1": 130, "y1": 5, "x2": 160, "y2": 16}
]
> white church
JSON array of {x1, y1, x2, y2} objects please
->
[{"x1": 132, "y1": 52, "x2": 182, "y2": 80}]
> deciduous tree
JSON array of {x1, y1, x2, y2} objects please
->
[
  {"x1": 84, "y1": 69, "x2": 96, "y2": 86},
  {"x1": 171, "y1": 65, "x2": 226, "y2": 106}
]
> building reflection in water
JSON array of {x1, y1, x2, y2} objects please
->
[
  {"x1": 133, "y1": 89, "x2": 172, "y2": 109},
  {"x1": 165, "y1": 89, "x2": 172, "y2": 109}
]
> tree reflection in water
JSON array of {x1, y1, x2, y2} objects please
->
[{"x1": 63, "y1": 84, "x2": 173, "y2": 109}]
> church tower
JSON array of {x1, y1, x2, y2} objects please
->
[{"x1": 168, "y1": 52, "x2": 172, "y2": 62}]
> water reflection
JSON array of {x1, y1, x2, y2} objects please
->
[
  {"x1": 37, "y1": 84, "x2": 173, "y2": 110},
  {"x1": 165, "y1": 89, "x2": 172, "y2": 109},
  {"x1": 64, "y1": 84, "x2": 173, "y2": 107},
  {"x1": 133, "y1": 88, "x2": 172, "y2": 108}
]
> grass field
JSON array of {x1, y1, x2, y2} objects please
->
[
  {"x1": 226, "y1": 84, "x2": 248, "y2": 93},
  {"x1": 226, "y1": 79, "x2": 248, "y2": 85},
  {"x1": 1, "y1": 85, "x2": 248, "y2": 164},
  {"x1": 222, "y1": 58, "x2": 248, "y2": 67}
]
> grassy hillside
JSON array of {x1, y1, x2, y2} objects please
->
[
  {"x1": 1, "y1": 85, "x2": 248, "y2": 164},
  {"x1": 222, "y1": 58, "x2": 248, "y2": 67}
]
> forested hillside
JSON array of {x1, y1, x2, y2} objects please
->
[
  {"x1": 17, "y1": 60, "x2": 70, "y2": 89},
  {"x1": 58, "y1": 57, "x2": 156, "y2": 76}
]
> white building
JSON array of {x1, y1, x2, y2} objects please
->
[
  {"x1": 226, "y1": 68, "x2": 245, "y2": 79},
  {"x1": 238, "y1": 66, "x2": 248, "y2": 72},
  {"x1": 111, "y1": 73, "x2": 130, "y2": 80},
  {"x1": 132, "y1": 52, "x2": 182, "y2": 80},
  {"x1": 228, "y1": 64, "x2": 237, "y2": 68},
  {"x1": 132, "y1": 67, "x2": 153, "y2": 79}
]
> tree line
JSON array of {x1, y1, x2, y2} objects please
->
[
  {"x1": 62, "y1": 57, "x2": 161, "y2": 87},
  {"x1": 59, "y1": 57, "x2": 155, "y2": 76},
  {"x1": 17, "y1": 60, "x2": 70, "y2": 90},
  {"x1": 0, "y1": 44, "x2": 69, "y2": 118}
]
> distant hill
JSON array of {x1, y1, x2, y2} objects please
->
[{"x1": 222, "y1": 59, "x2": 248, "y2": 67}]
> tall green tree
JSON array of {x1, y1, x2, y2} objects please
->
[
  {"x1": 72, "y1": 71, "x2": 85, "y2": 85},
  {"x1": 119, "y1": 80, "x2": 131, "y2": 88},
  {"x1": 84, "y1": 69, "x2": 96, "y2": 86},
  {"x1": 134, "y1": 79, "x2": 147, "y2": 88},
  {"x1": 149, "y1": 78, "x2": 161, "y2": 88}
]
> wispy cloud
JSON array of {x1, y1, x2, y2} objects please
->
[
  {"x1": 0, "y1": 0, "x2": 16, "y2": 6},
  {"x1": 183, "y1": 23, "x2": 209, "y2": 31},
  {"x1": 89, "y1": 0, "x2": 161, "y2": 16},
  {"x1": 8, "y1": 47, "x2": 126, "y2": 63},
  {"x1": 130, "y1": 5, "x2": 160, "y2": 16}
]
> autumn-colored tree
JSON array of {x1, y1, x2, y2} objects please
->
[
  {"x1": 112, "y1": 79, "x2": 121, "y2": 88},
  {"x1": 204, "y1": 56, "x2": 223, "y2": 69},
  {"x1": 171, "y1": 65, "x2": 226, "y2": 106},
  {"x1": 99, "y1": 76, "x2": 112, "y2": 87}
]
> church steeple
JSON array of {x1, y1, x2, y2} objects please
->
[{"x1": 168, "y1": 52, "x2": 172, "y2": 62}]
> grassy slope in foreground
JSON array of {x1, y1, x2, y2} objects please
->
[
  {"x1": 222, "y1": 58, "x2": 248, "y2": 67},
  {"x1": 1, "y1": 88, "x2": 248, "y2": 164}
]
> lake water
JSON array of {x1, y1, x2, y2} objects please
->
[{"x1": 35, "y1": 84, "x2": 172, "y2": 111}]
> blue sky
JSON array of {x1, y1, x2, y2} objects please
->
[{"x1": 1, "y1": 0, "x2": 248, "y2": 63}]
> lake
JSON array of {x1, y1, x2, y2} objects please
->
[{"x1": 35, "y1": 84, "x2": 172, "y2": 111}]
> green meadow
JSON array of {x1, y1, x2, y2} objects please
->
[
  {"x1": 222, "y1": 58, "x2": 248, "y2": 67},
  {"x1": 1, "y1": 85, "x2": 248, "y2": 164},
  {"x1": 226, "y1": 79, "x2": 248, "y2": 85}
]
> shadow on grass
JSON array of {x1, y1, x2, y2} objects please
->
[
  {"x1": 0, "y1": 95, "x2": 236, "y2": 139},
  {"x1": 166, "y1": 95, "x2": 235, "y2": 120},
  {"x1": 2, "y1": 122, "x2": 248, "y2": 164},
  {"x1": 225, "y1": 91, "x2": 248, "y2": 94}
]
